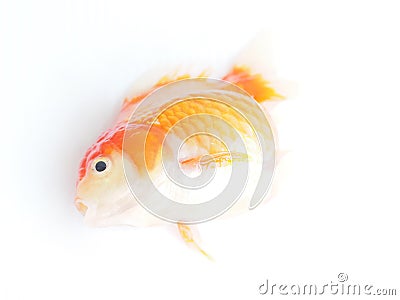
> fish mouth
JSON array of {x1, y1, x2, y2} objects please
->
[
  {"x1": 74, "y1": 195, "x2": 137, "y2": 227},
  {"x1": 74, "y1": 197, "x2": 88, "y2": 215}
]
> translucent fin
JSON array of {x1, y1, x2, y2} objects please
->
[
  {"x1": 180, "y1": 151, "x2": 248, "y2": 169},
  {"x1": 177, "y1": 223, "x2": 213, "y2": 261},
  {"x1": 226, "y1": 31, "x2": 296, "y2": 100},
  {"x1": 222, "y1": 65, "x2": 284, "y2": 102}
]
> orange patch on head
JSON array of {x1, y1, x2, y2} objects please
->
[
  {"x1": 77, "y1": 122, "x2": 167, "y2": 185},
  {"x1": 77, "y1": 122, "x2": 127, "y2": 184}
]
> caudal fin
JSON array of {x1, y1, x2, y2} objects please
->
[
  {"x1": 223, "y1": 31, "x2": 294, "y2": 102},
  {"x1": 222, "y1": 65, "x2": 284, "y2": 102}
]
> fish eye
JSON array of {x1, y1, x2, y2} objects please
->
[
  {"x1": 92, "y1": 158, "x2": 111, "y2": 174},
  {"x1": 95, "y1": 161, "x2": 107, "y2": 172}
]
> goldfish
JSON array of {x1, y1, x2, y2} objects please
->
[{"x1": 75, "y1": 39, "x2": 284, "y2": 256}]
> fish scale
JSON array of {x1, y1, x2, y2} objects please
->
[{"x1": 149, "y1": 98, "x2": 252, "y2": 155}]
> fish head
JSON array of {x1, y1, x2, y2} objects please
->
[
  {"x1": 74, "y1": 124, "x2": 139, "y2": 226},
  {"x1": 74, "y1": 123, "x2": 165, "y2": 227},
  {"x1": 76, "y1": 151, "x2": 131, "y2": 219}
]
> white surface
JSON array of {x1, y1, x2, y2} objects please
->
[{"x1": 1, "y1": 0, "x2": 399, "y2": 299}]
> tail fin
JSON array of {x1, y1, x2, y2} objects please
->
[
  {"x1": 222, "y1": 65, "x2": 284, "y2": 102},
  {"x1": 223, "y1": 31, "x2": 292, "y2": 102}
]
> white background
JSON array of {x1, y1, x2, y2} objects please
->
[{"x1": 1, "y1": 0, "x2": 399, "y2": 299}]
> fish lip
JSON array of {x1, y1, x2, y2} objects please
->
[
  {"x1": 74, "y1": 197, "x2": 88, "y2": 215},
  {"x1": 74, "y1": 197, "x2": 131, "y2": 223}
]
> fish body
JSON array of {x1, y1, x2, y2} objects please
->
[
  {"x1": 75, "y1": 38, "x2": 284, "y2": 235},
  {"x1": 76, "y1": 66, "x2": 280, "y2": 228}
]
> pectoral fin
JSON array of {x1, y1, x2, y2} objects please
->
[{"x1": 180, "y1": 151, "x2": 249, "y2": 169}]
